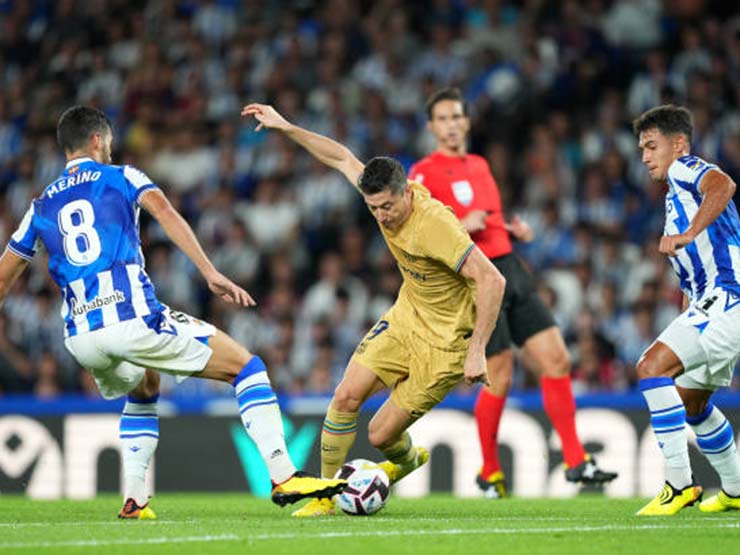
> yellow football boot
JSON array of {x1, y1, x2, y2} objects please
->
[
  {"x1": 271, "y1": 471, "x2": 347, "y2": 507},
  {"x1": 636, "y1": 482, "x2": 703, "y2": 516},
  {"x1": 699, "y1": 490, "x2": 740, "y2": 513},
  {"x1": 377, "y1": 446, "x2": 429, "y2": 485},
  {"x1": 118, "y1": 498, "x2": 157, "y2": 520},
  {"x1": 291, "y1": 497, "x2": 337, "y2": 517}
]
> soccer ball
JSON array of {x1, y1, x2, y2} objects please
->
[{"x1": 334, "y1": 459, "x2": 390, "y2": 516}]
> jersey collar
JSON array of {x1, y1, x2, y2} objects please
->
[{"x1": 65, "y1": 157, "x2": 94, "y2": 168}]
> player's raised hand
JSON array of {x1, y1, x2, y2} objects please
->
[
  {"x1": 659, "y1": 231, "x2": 695, "y2": 257},
  {"x1": 241, "y1": 103, "x2": 291, "y2": 132},
  {"x1": 504, "y1": 215, "x2": 534, "y2": 242},
  {"x1": 205, "y1": 270, "x2": 256, "y2": 307},
  {"x1": 463, "y1": 349, "x2": 490, "y2": 387}
]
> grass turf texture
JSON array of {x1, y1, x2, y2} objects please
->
[{"x1": 1, "y1": 494, "x2": 739, "y2": 555}]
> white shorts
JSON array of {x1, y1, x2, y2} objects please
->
[
  {"x1": 65, "y1": 309, "x2": 217, "y2": 399},
  {"x1": 656, "y1": 287, "x2": 740, "y2": 390}
]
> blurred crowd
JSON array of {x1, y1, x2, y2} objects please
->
[{"x1": 1, "y1": 0, "x2": 739, "y2": 398}]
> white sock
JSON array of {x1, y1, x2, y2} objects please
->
[
  {"x1": 640, "y1": 377, "x2": 692, "y2": 489},
  {"x1": 233, "y1": 357, "x2": 296, "y2": 484},
  {"x1": 687, "y1": 403, "x2": 740, "y2": 496},
  {"x1": 120, "y1": 395, "x2": 159, "y2": 505}
]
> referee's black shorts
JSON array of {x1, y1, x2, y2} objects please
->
[{"x1": 485, "y1": 253, "x2": 556, "y2": 357}]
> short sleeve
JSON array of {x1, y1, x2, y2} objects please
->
[
  {"x1": 670, "y1": 156, "x2": 718, "y2": 194},
  {"x1": 123, "y1": 165, "x2": 159, "y2": 205},
  {"x1": 417, "y1": 205, "x2": 475, "y2": 272},
  {"x1": 7, "y1": 203, "x2": 41, "y2": 260}
]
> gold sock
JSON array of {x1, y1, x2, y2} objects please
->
[
  {"x1": 381, "y1": 431, "x2": 416, "y2": 465},
  {"x1": 321, "y1": 406, "x2": 358, "y2": 478}
]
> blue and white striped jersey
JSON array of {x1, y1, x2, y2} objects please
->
[
  {"x1": 664, "y1": 155, "x2": 740, "y2": 301},
  {"x1": 7, "y1": 157, "x2": 165, "y2": 337}
]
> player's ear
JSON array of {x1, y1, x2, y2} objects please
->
[{"x1": 89, "y1": 132, "x2": 101, "y2": 151}]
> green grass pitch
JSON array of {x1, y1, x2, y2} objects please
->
[{"x1": 1, "y1": 493, "x2": 739, "y2": 555}]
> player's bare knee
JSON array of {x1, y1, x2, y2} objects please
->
[
  {"x1": 331, "y1": 384, "x2": 363, "y2": 413},
  {"x1": 635, "y1": 355, "x2": 662, "y2": 380},
  {"x1": 367, "y1": 426, "x2": 392, "y2": 450},
  {"x1": 546, "y1": 348, "x2": 571, "y2": 377}
]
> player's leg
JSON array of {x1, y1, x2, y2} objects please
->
[
  {"x1": 635, "y1": 341, "x2": 702, "y2": 515},
  {"x1": 292, "y1": 353, "x2": 388, "y2": 517},
  {"x1": 523, "y1": 326, "x2": 615, "y2": 482},
  {"x1": 372, "y1": 338, "x2": 470, "y2": 485},
  {"x1": 678, "y1": 385, "x2": 740, "y2": 512},
  {"x1": 321, "y1": 360, "x2": 386, "y2": 479},
  {"x1": 474, "y1": 255, "x2": 515, "y2": 497},
  {"x1": 475, "y1": 347, "x2": 513, "y2": 498},
  {"x1": 195, "y1": 329, "x2": 346, "y2": 505},
  {"x1": 129, "y1": 310, "x2": 346, "y2": 506},
  {"x1": 64, "y1": 327, "x2": 159, "y2": 519},
  {"x1": 369, "y1": 398, "x2": 430, "y2": 484},
  {"x1": 118, "y1": 369, "x2": 159, "y2": 520}
]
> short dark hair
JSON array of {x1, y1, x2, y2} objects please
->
[
  {"x1": 632, "y1": 105, "x2": 693, "y2": 142},
  {"x1": 357, "y1": 157, "x2": 407, "y2": 195},
  {"x1": 57, "y1": 105, "x2": 112, "y2": 153},
  {"x1": 425, "y1": 87, "x2": 469, "y2": 120}
]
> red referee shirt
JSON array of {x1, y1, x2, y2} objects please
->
[{"x1": 409, "y1": 151, "x2": 512, "y2": 259}]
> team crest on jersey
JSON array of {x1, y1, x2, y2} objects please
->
[
  {"x1": 451, "y1": 180, "x2": 473, "y2": 206},
  {"x1": 69, "y1": 166, "x2": 80, "y2": 175}
]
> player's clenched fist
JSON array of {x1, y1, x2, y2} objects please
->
[
  {"x1": 659, "y1": 231, "x2": 695, "y2": 257},
  {"x1": 463, "y1": 349, "x2": 490, "y2": 386},
  {"x1": 241, "y1": 103, "x2": 291, "y2": 132}
]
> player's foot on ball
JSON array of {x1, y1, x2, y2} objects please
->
[
  {"x1": 291, "y1": 497, "x2": 337, "y2": 517},
  {"x1": 378, "y1": 446, "x2": 429, "y2": 485},
  {"x1": 699, "y1": 490, "x2": 740, "y2": 513},
  {"x1": 565, "y1": 455, "x2": 618, "y2": 484},
  {"x1": 476, "y1": 470, "x2": 507, "y2": 499},
  {"x1": 271, "y1": 471, "x2": 347, "y2": 507},
  {"x1": 636, "y1": 482, "x2": 703, "y2": 516},
  {"x1": 118, "y1": 498, "x2": 157, "y2": 520}
]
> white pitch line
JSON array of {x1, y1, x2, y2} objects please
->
[
  {"x1": 2, "y1": 522, "x2": 739, "y2": 549},
  {"x1": 243, "y1": 522, "x2": 740, "y2": 540},
  {"x1": 0, "y1": 534, "x2": 239, "y2": 549},
  {"x1": 0, "y1": 521, "x2": 191, "y2": 528}
]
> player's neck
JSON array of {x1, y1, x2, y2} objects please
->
[
  {"x1": 66, "y1": 150, "x2": 99, "y2": 163},
  {"x1": 436, "y1": 145, "x2": 467, "y2": 158}
]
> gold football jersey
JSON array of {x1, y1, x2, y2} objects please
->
[{"x1": 379, "y1": 181, "x2": 476, "y2": 349}]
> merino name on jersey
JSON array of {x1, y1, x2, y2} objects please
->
[{"x1": 46, "y1": 169, "x2": 102, "y2": 198}]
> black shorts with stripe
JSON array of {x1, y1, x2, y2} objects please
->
[{"x1": 486, "y1": 253, "x2": 556, "y2": 357}]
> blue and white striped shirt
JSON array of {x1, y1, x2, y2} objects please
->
[
  {"x1": 7, "y1": 157, "x2": 165, "y2": 337},
  {"x1": 664, "y1": 155, "x2": 740, "y2": 301}
]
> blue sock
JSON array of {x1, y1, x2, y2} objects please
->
[
  {"x1": 687, "y1": 403, "x2": 740, "y2": 496},
  {"x1": 120, "y1": 394, "x2": 159, "y2": 505},
  {"x1": 639, "y1": 377, "x2": 692, "y2": 489},
  {"x1": 233, "y1": 357, "x2": 295, "y2": 484}
]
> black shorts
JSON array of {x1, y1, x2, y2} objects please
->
[{"x1": 486, "y1": 253, "x2": 556, "y2": 357}]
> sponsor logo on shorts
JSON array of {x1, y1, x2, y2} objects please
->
[{"x1": 70, "y1": 290, "x2": 126, "y2": 317}]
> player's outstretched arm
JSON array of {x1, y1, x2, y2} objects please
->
[
  {"x1": 241, "y1": 103, "x2": 365, "y2": 188},
  {"x1": 0, "y1": 249, "x2": 29, "y2": 309},
  {"x1": 661, "y1": 169, "x2": 737, "y2": 256},
  {"x1": 139, "y1": 189, "x2": 255, "y2": 307},
  {"x1": 459, "y1": 247, "x2": 506, "y2": 385}
]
